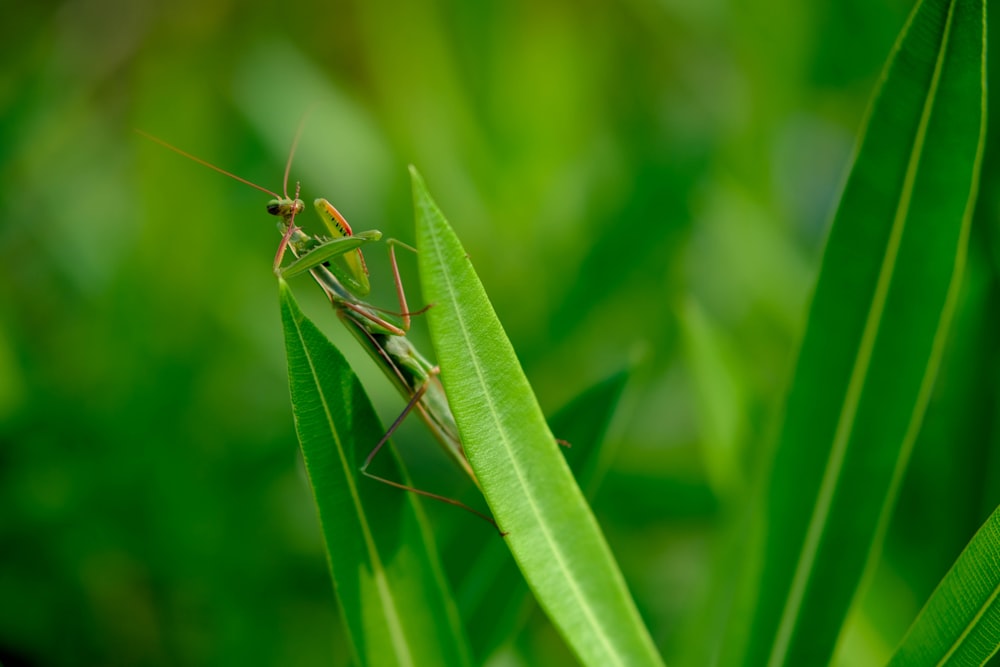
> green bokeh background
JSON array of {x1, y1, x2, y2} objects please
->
[{"x1": 2, "y1": 0, "x2": 999, "y2": 664}]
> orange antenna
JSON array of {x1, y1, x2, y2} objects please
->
[
  {"x1": 134, "y1": 129, "x2": 281, "y2": 200},
  {"x1": 282, "y1": 105, "x2": 318, "y2": 200}
]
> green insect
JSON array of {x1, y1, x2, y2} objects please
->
[{"x1": 138, "y1": 128, "x2": 499, "y2": 533}]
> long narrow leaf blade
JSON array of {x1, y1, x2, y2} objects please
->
[
  {"x1": 887, "y1": 503, "x2": 1000, "y2": 666},
  {"x1": 736, "y1": 0, "x2": 987, "y2": 665},
  {"x1": 411, "y1": 170, "x2": 664, "y2": 667},
  {"x1": 453, "y1": 371, "x2": 632, "y2": 662},
  {"x1": 279, "y1": 279, "x2": 472, "y2": 667}
]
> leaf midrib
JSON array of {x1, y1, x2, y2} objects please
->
[
  {"x1": 937, "y1": 573, "x2": 1000, "y2": 664},
  {"x1": 420, "y1": 210, "x2": 622, "y2": 666},
  {"x1": 767, "y1": 2, "x2": 959, "y2": 664},
  {"x1": 287, "y1": 292, "x2": 414, "y2": 667}
]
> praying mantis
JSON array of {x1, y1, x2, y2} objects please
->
[{"x1": 136, "y1": 129, "x2": 499, "y2": 532}]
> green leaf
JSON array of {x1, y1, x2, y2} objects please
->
[
  {"x1": 411, "y1": 169, "x2": 664, "y2": 667},
  {"x1": 731, "y1": 0, "x2": 987, "y2": 665},
  {"x1": 886, "y1": 503, "x2": 1000, "y2": 666},
  {"x1": 678, "y1": 297, "x2": 746, "y2": 497},
  {"x1": 452, "y1": 370, "x2": 632, "y2": 662},
  {"x1": 278, "y1": 279, "x2": 472, "y2": 667}
]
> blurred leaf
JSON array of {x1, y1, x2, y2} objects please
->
[
  {"x1": 883, "y1": 238, "x2": 1000, "y2": 617},
  {"x1": 411, "y1": 167, "x2": 664, "y2": 667},
  {"x1": 886, "y1": 503, "x2": 1000, "y2": 666},
  {"x1": 732, "y1": 0, "x2": 987, "y2": 665},
  {"x1": 453, "y1": 370, "x2": 631, "y2": 662},
  {"x1": 678, "y1": 297, "x2": 746, "y2": 497},
  {"x1": 279, "y1": 279, "x2": 472, "y2": 667},
  {"x1": 554, "y1": 370, "x2": 631, "y2": 498}
]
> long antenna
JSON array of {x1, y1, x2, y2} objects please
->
[
  {"x1": 134, "y1": 129, "x2": 281, "y2": 200},
  {"x1": 282, "y1": 105, "x2": 317, "y2": 200}
]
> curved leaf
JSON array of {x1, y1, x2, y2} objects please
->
[
  {"x1": 887, "y1": 503, "x2": 1000, "y2": 666},
  {"x1": 733, "y1": 0, "x2": 987, "y2": 665},
  {"x1": 411, "y1": 169, "x2": 664, "y2": 667},
  {"x1": 279, "y1": 279, "x2": 472, "y2": 667}
]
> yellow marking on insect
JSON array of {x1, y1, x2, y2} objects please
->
[{"x1": 314, "y1": 198, "x2": 370, "y2": 294}]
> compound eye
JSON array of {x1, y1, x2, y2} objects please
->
[{"x1": 266, "y1": 200, "x2": 281, "y2": 216}]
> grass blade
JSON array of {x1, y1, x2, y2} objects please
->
[
  {"x1": 886, "y1": 503, "x2": 1000, "y2": 666},
  {"x1": 279, "y1": 279, "x2": 472, "y2": 667},
  {"x1": 733, "y1": 0, "x2": 987, "y2": 664},
  {"x1": 411, "y1": 169, "x2": 664, "y2": 667}
]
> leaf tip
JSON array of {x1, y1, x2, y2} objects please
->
[
  {"x1": 408, "y1": 164, "x2": 424, "y2": 187},
  {"x1": 409, "y1": 165, "x2": 430, "y2": 200}
]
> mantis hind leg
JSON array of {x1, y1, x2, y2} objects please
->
[
  {"x1": 359, "y1": 469, "x2": 504, "y2": 535},
  {"x1": 359, "y1": 374, "x2": 505, "y2": 536},
  {"x1": 356, "y1": 239, "x2": 427, "y2": 331}
]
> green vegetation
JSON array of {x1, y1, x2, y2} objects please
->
[{"x1": 1, "y1": 0, "x2": 997, "y2": 664}]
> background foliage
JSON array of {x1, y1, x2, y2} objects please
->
[{"x1": 1, "y1": 0, "x2": 998, "y2": 665}]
